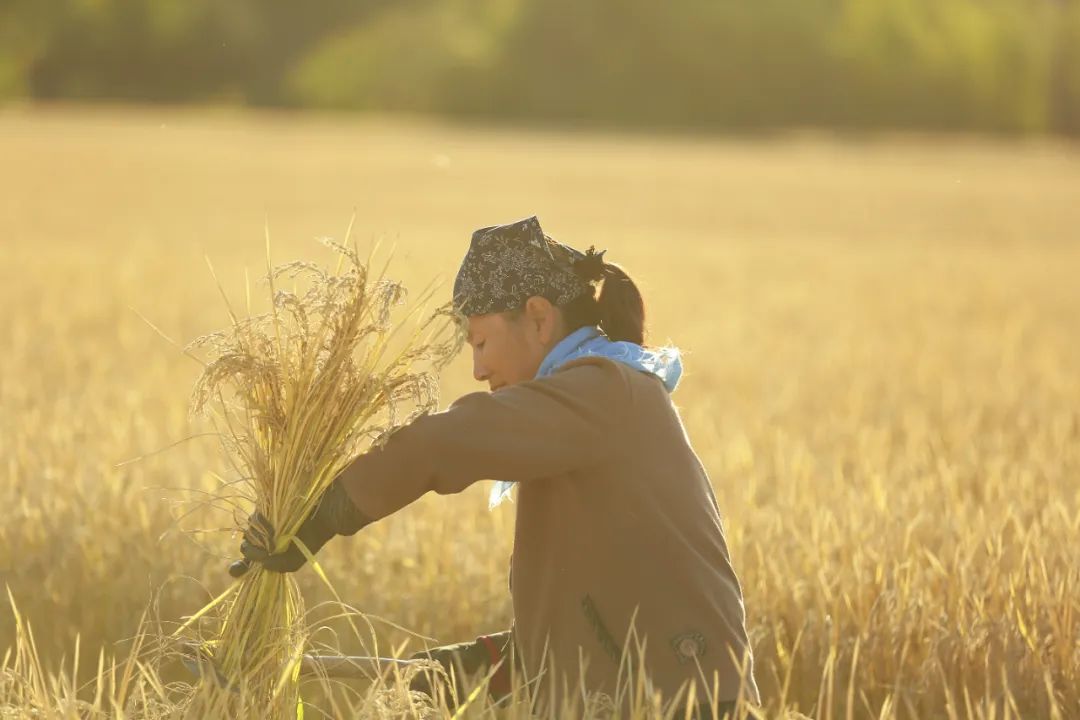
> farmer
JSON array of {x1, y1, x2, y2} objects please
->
[{"x1": 231, "y1": 216, "x2": 760, "y2": 718}]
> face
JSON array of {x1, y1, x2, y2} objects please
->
[{"x1": 467, "y1": 296, "x2": 564, "y2": 391}]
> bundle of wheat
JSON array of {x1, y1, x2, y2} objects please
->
[{"x1": 177, "y1": 225, "x2": 461, "y2": 716}]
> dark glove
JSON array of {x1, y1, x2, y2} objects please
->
[
  {"x1": 408, "y1": 632, "x2": 513, "y2": 706},
  {"x1": 408, "y1": 639, "x2": 490, "y2": 706},
  {"x1": 227, "y1": 478, "x2": 371, "y2": 577}
]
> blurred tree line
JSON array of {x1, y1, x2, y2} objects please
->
[{"x1": 2, "y1": 0, "x2": 1078, "y2": 135}]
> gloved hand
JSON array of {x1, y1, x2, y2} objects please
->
[
  {"x1": 408, "y1": 639, "x2": 491, "y2": 706},
  {"x1": 408, "y1": 632, "x2": 513, "y2": 706},
  {"x1": 227, "y1": 478, "x2": 372, "y2": 577}
]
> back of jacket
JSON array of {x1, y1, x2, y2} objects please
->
[{"x1": 508, "y1": 357, "x2": 760, "y2": 709}]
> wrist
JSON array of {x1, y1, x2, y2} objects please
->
[
  {"x1": 316, "y1": 478, "x2": 373, "y2": 536},
  {"x1": 295, "y1": 509, "x2": 336, "y2": 555}
]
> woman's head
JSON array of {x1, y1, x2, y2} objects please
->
[{"x1": 455, "y1": 217, "x2": 647, "y2": 391}]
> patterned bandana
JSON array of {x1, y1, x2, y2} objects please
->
[{"x1": 452, "y1": 216, "x2": 604, "y2": 317}]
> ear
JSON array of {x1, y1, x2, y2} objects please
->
[{"x1": 523, "y1": 296, "x2": 557, "y2": 343}]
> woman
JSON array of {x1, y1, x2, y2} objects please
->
[{"x1": 231, "y1": 216, "x2": 760, "y2": 718}]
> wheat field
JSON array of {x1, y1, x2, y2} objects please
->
[{"x1": 1, "y1": 105, "x2": 1078, "y2": 718}]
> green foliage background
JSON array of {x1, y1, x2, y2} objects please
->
[{"x1": 3, "y1": 0, "x2": 1079, "y2": 134}]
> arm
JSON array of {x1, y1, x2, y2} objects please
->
[
  {"x1": 231, "y1": 357, "x2": 626, "y2": 575},
  {"x1": 339, "y1": 356, "x2": 628, "y2": 522}
]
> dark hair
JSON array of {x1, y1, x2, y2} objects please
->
[{"x1": 561, "y1": 261, "x2": 647, "y2": 345}]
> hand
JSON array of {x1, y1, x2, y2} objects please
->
[
  {"x1": 408, "y1": 641, "x2": 490, "y2": 706},
  {"x1": 407, "y1": 633, "x2": 511, "y2": 706},
  {"x1": 227, "y1": 510, "x2": 328, "y2": 576},
  {"x1": 227, "y1": 478, "x2": 372, "y2": 577}
]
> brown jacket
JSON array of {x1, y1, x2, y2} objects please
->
[{"x1": 340, "y1": 356, "x2": 760, "y2": 708}]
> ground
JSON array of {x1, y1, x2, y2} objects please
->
[{"x1": 1, "y1": 104, "x2": 1077, "y2": 718}]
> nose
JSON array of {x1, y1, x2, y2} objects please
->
[{"x1": 472, "y1": 347, "x2": 489, "y2": 384}]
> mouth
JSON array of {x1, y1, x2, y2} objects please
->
[{"x1": 490, "y1": 383, "x2": 505, "y2": 392}]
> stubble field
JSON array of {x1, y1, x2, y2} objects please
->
[{"x1": 1, "y1": 105, "x2": 1078, "y2": 718}]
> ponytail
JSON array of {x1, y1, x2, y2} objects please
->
[
  {"x1": 596, "y1": 262, "x2": 646, "y2": 345},
  {"x1": 563, "y1": 253, "x2": 647, "y2": 345}
]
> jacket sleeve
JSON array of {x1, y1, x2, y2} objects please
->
[{"x1": 338, "y1": 356, "x2": 628, "y2": 522}]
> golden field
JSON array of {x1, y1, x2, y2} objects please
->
[{"x1": 0, "y1": 105, "x2": 1078, "y2": 718}]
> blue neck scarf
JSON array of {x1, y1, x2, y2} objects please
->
[{"x1": 488, "y1": 325, "x2": 683, "y2": 508}]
